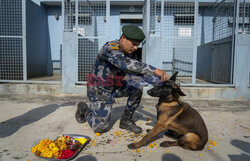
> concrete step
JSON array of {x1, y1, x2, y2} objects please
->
[{"x1": 0, "y1": 83, "x2": 249, "y2": 100}]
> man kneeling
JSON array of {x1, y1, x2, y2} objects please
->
[{"x1": 75, "y1": 25, "x2": 167, "y2": 133}]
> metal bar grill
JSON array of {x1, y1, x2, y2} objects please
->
[
  {"x1": 239, "y1": 0, "x2": 250, "y2": 34},
  {"x1": 162, "y1": 0, "x2": 195, "y2": 84},
  {"x1": 77, "y1": 0, "x2": 106, "y2": 82},
  {"x1": 0, "y1": 0, "x2": 24, "y2": 81}
]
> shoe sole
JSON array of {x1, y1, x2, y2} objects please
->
[
  {"x1": 75, "y1": 101, "x2": 88, "y2": 123},
  {"x1": 119, "y1": 124, "x2": 142, "y2": 134}
]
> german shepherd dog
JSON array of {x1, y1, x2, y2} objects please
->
[{"x1": 128, "y1": 72, "x2": 208, "y2": 151}]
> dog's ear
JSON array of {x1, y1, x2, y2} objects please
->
[{"x1": 170, "y1": 72, "x2": 178, "y2": 81}]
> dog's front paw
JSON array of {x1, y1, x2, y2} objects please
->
[{"x1": 128, "y1": 143, "x2": 138, "y2": 149}]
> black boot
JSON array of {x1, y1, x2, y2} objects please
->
[
  {"x1": 119, "y1": 110, "x2": 142, "y2": 133},
  {"x1": 75, "y1": 101, "x2": 89, "y2": 123}
]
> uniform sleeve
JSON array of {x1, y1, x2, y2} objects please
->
[{"x1": 101, "y1": 45, "x2": 156, "y2": 77}]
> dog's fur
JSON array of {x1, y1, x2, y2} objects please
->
[{"x1": 128, "y1": 72, "x2": 208, "y2": 151}]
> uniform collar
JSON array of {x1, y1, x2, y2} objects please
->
[{"x1": 114, "y1": 39, "x2": 121, "y2": 48}]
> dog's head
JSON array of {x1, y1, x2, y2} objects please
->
[{"x1": 147, "y1": 72, "x2": 186, "y2": 98}]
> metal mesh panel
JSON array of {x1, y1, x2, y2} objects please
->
[
  {"x1": 0, "y1": 0, "x2": 23, "y2": 81},
  {"x1": 64, "y1": 0, "x2": 75, "y2": 31},
  {"x1": 150, "y1": 0, "x2": 156, "y2": 31},
  {"x1": 78, "y1": 38, "x2": 105, "y2": 81},
  {"x1": 77, "y1": 0, "x2": 106, "y2": 82},
  {"x1": 239, "y1": 0, "x2": 250, "y2": 34},
  {"x1": 146, "y1": 0, "x2": 161, "y2": 73},
  {"x1": 213, "y1": 1, "x2": 234, "y2": 42},
  {"x1": 200, "y1": 0, "x2": 234, "y2": 44},
  {"x1": 78, "y1": 0, "x2": 106, "y2": 38},
  {"x1": 162, "y1": 0, "x2": 195, "y2": 84},
  {"x1": 0, "y1": 0, "x2": 22, "y2": 36},
  {"x1": 197, "y1": 0, "x2": 235, "y2": 84},
  {"x1": 149, "y1": 0, "x2": 157, "y2": 32},
  {"x1": 149, "y1": 0, "x2": 161, "y2": 34},
  {"x1": 0, "y1": 38, "x2": 23, "y2": 80}
]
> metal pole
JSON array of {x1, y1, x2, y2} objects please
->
[
  {"x1": 232, "y1": 0, "x2": 240, "y2": 85},
  {"x1": 106, "y1": 0, "x2": 110, "y2": 42},
  {"x1": 160, "y1": 0, "x2": 164, "y2": 70},
  {"x1": 212, "y1": 18, "x2": 215, "y2": 42},
  {"x1": 22, "y1": 0, "x2": 27, "y2": 81},
  {"x1": 242, "y1": 0, "x2": 246, "y2": 33},
  {"x1": 76, "y1": 0, "x2": 79, "y2": 83},
  {"x1": 76, "y1": 0, "x2": 78, "y2": 37},
  {"x1": 62, "y1": 0, "x2": 64, "y2": 30},
  {"x1": 61, "y1": 0, "x2": 65, "y2": 79},
  {"x1": 192, "y1": 0, "x2": 199, "y2": 84},
  {"x1": 172, "y1": 48, "x2": 175, "y2": 74},
  {"x1": 146, "y1": 0, "x2": 150, "y2": 64},
  {"x1": 60, "y1": 44, "x2": 62, "y2": 75}
]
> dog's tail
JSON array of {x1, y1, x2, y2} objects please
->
[{"x1": 75, "y1": 101, "x2": 89, "y2": 123}]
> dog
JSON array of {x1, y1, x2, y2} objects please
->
[{"x1": 128, "y1": 72, "x2": 208, "y2": 151}]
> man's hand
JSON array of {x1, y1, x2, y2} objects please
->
[{"x1": 154, "y1": 69, "x2": 168, "y2": 82}]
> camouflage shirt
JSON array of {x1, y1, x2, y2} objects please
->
[{"x1": 87, "y1": 40, "x2": 156, "y2": 103}]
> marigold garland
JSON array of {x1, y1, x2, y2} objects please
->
[{"x1": 32, "y1": 136, "x2": 89, "y2": 159}]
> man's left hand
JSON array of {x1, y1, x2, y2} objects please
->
[{"x1": 154, "y1": 69, "x2": 168, "y2": 82}]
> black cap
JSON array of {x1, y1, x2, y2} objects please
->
[{"x1": 122, "y1": 25, "x2": 146, "y2": 42}]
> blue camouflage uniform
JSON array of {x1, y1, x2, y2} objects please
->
[{"x1": 86, "y1": 40, "x2": 162, "y2": 132}]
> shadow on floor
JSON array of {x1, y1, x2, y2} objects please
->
[
  {"x1": 231, "y1": 139, "x2": 250, "y2": 154},
  {"x1": 162, "y1": 153, "x2": 183, "y2": 161},
  {"x1": 75, "y1": 155, "x2": 98, "y2": 161},
  {"x1": 228, "y1": 153, "x2": 250, "y2": 161},
  {"x1": 228, "y1": 139, "x2": 250, "y2": 161},
  {"x1": 0, "y1": 102, "x2": 75, "y2": 138}
]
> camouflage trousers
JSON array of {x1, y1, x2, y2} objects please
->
[
  {"x1": 86, "y1": 85, "x2": 142, "y2": 133},
  {"x1": 85, "y1": 75, "x2": 161, "y2": 133}
]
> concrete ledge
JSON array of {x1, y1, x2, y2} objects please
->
[
  {"x1": 0, "y1": 83, "x2": 63, "y2": 95},
  {"x1": 0, "y1": 83, "x2": 249, "y2": 100}
]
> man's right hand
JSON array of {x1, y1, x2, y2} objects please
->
[{"x1": 154, "y1": 69, "x2": 168, "y2": 82}]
